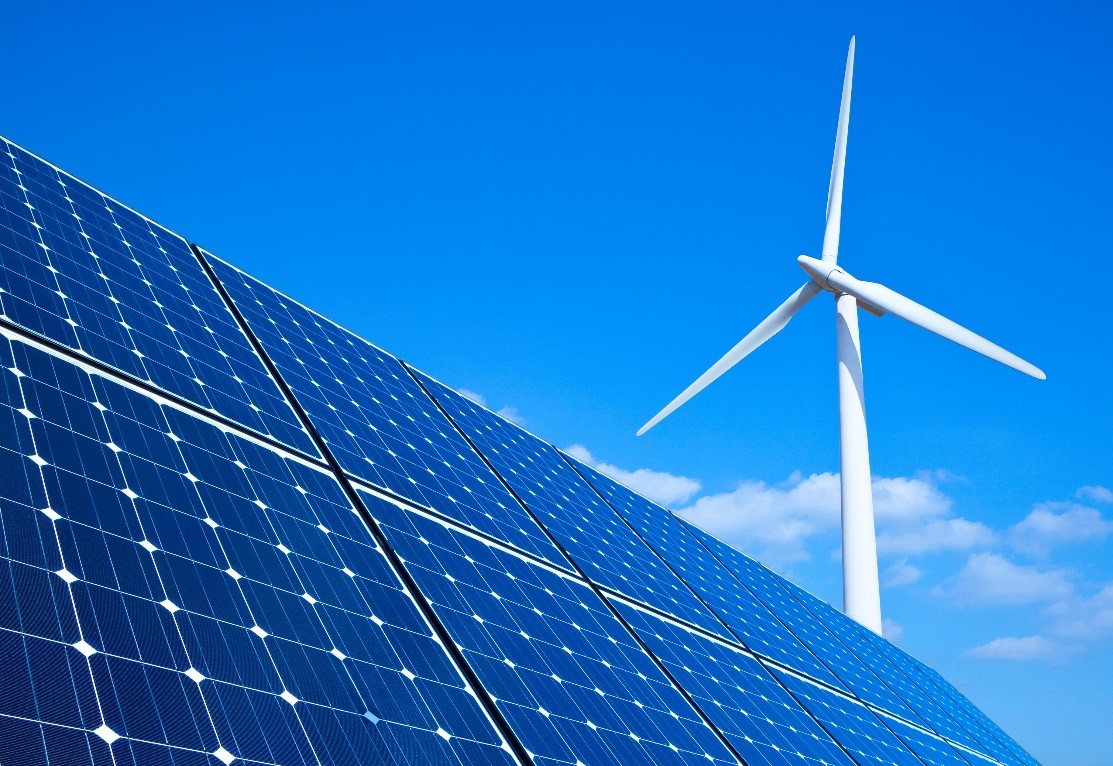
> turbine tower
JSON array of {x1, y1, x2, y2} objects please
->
[{"x1": 636, "y1": 38, "x2": 1045, "y2": 635}]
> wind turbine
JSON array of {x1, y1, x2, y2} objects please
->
[{"x1": 636, "y1": 37, "x2": 1045, "y2": 635}]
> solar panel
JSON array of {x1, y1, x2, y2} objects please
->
[
  {"x1": 615, "y1": 601, "x2": 856, "y2": 766},
  {"x1": 0, "y1": 134, "x2": 1038, "y2": 766},
  {"x1": 864, "y1": 637, "x2": 1035, "y2": 766},
  {"x1": 882, "y1": 715, "x2": 986, "y2": 766},
  {"x1": 774, "y1": 572, "x2": 986, "y2": 752},
  {"x1": 0, "y1": 140, "x2": 316, "y2": 455},
  {"x1": 0, "y1": 331, "x2": 516, "y2": 765},
  {"x1": 415, "y1": 372, "x2": 730, "y2": 639},
  {"x1": 769, "y1": 669, "x2": 923, "y2": 766},
  {"x1": 683, "y1": 520, "x2": 923, "y2": 724},
  {"x1": 362, "y1": 489, "x2": 741, "y2": 765},
  {"x1": 566, "y1": 455, "x2": 849, "y2": 691},
  {"x1": 206, "y1": 254, "x2": 568, "y2": 569}
]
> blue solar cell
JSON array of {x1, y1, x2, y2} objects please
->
[
  {"x1": 922, "y1": 661, "x2": 1035, "y2": 766},
  {"x1": 684, "y1": 520, "x2": 923, "y2": 725},
  {"x1": 774, "y1": 572, "x2": 984, "y2": 752},
  {"x1": 616, "y1": 602, "x2": 856, "y2": 766},
  {"x1": 567, "y1": 455, "x2": 848, "y2": 691},
  {"x1": 207, "y1": 253, "x2": 569, "y2": 569},
  {"x1": 363, "y1": 490, "x2": 740, "y2": 765},
  {"x1": 417, "y1": 373, "x2": 729, "y2": 638},
  {"x1": 878, "y1": 645, "x2": 1035, "y2": 766},
  {"x1": 770, "y1": 669, "x2": 923, "y2": 766},
  {"x1": 0, "y1": 334, "x2": 516, "y2": 765},
  {"x1": 883, "y1": 715, "x2": 985, "y2": 766},
  {"x1": 0, "y1": 139, "x2": 316, "y2": 454}
]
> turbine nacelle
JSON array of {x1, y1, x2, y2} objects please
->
[
  {"x1": 798, "y1": 254, "x2": 847, "y2": 293},
  {"x1": 798, "y1": 255, "x2": 886, "y2": 316}
]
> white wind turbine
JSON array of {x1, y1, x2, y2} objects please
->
[{"x1": 636, "y1": 37, "x2": 1045, "y2": 635}]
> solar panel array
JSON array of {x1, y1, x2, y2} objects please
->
[{"x1": 0, "y1": 135, "x2": 1039, "y2": 766}]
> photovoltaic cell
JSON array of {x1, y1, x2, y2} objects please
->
[
  {"x1": 363, "y1": 490, "x2": 740, "y2": 766},
  {"x1": 775, "y1": 572, "x2": 984, "y2": 752},
  {"x1": 207, "y1": 254, "x2": 568, "y2": 568},
  {"x1": 615, "y1": 602, "x2": 856, "y2": 766},
  {"x1": 567, "y1": 456, "x2": 847, "y2": 691},
  {"x1": 883, "y1": 715, "x2": 985, "y2": 766},
  {"x1": 0, "y1": 333, "x2": 516, "y2": 765},
  {"x1": 921, "y1": 660, "x2": 1036, "y2": 766},
  {"x1": 684, "y1": 520, "x2": 921, "y2": 724},
  {"x1": 770, "y1": 670, "x2": 922, "y2": 766},
  {"x1": 870, "y1": 641, "x2": 1034, "y2": 766},
  {"x1": 418, "y1": 373, "x2": 730, "y2": 638},
  {"x1": 0, "y1": 139, "x2": 316, "y2": 455}
]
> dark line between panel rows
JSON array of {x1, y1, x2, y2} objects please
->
[
  {"x1": 405, "y1": 362, "x2": 750, "y2": 766},
  {"x1": 0, "y1": 317, "x2": 324, "y2": 466},
  {"x1": 190, "y1": 243, "x2": 535, "y2": 766},
  {"x1": 557, "y1": 453, "x2": 877, "y2": 766}
]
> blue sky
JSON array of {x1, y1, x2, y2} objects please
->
[{"x1": 6, "y1": 2, "x2": 1110, "y2": 763}]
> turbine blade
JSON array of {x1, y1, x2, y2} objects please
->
[
  {"x1": 827, "y1": 271, "x2": 1046, "y2": 380},
  {"x1": 637, "y1": 282, "x2": 822, "y2": 436},
  {"x1": 822, "y1": 37, "x2": 855, "y2": 264}
]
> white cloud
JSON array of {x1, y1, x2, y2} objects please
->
[
  {"x1": 882, "y1": 618, "x2": 905, "y2": 643},
  {"x1": 877, "y1": 517, "x2": 997, "y2": 556},
  {"x1": 1076, "y1": 485, "x2": 1113, "y2": 504},
  {"x1": 455, "y1": 390, "x2": 526, "y2": 425},
  {"x1": 678, "y1": 470, "x2": 990, "y2": 567},
  {"x1": 872, "y1": 476, "x2": 953, "y2": 522},
  {"x1": 495, "y1": 406, "x2": 526, "y2": 426},
  {"x1": 1044, "y1": 583, "x2": 1113, "y2": 641},
  {"x1": 457, "y1": 389, "x2": 486, "y2": 405},
  {"x1": 1008, "y1": 502, "x2": 1113, "y2": 557},
  {"x1": 678, "y1": 472, "x2": 842, "y2": 567},
  {"x1": 564, "y1": 445, "x2": 702, "y2": 506},
  {"x1": 883, "y1": 559, "x2": 923, "y2": 588},
  {"x1": 963, "y1": 635, "x2": 1073, "y2": 661},
  {"x1": 932, "y1": 553, "x2": 1074, "y2": 606}
]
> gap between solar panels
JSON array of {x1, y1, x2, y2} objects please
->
[
  {"x1": 0, "y1": 309, "x2": 325, "y2": 468},
  {"x1": 187, "y1": 243, "x2": 535, "y2": 766},
  {"x1": 409, "y1": 364, "x2": 987, "y2": 764}
]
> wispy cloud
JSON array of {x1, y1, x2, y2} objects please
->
[
  {"x1": 678, "y1": 470, "x2": 990, "y2": 567},
  {"x1": 883, "y1": 559, "x2": 923, "y2": 588},
  {"x1": 963, "y1": 635, "x2": 1074, "y2": 662},
  {"x1": 564, "y1": 445, "x2": 702, "y2": 506},
  {"x1": 678, "y1": 472, "x2": 841, "y2": 567},
  {"x1": 1044, "y1": 583, "x2": 1113, "y2": 641},
  {"x1": 932, "y1": 553, "x2": 1074, "y2": 606},
  {"x1": 882, "y1": 618, "x2": 905, "y2": 643},
  {"x1": 1008, "y1": 502, "x2": 1113, "y2": 557},
  {"x1": 455, "y1": 389, "x2": 526, "y2": 425},
  {"x1": 1076, "y1": 485, "x2": 1113, "y2": 504},
  {"x1": 457, "y1": 389, "x2": 487, "y2": 406},
  {"x1": 495, "y1": 406, "x2": 526, "y2": 425}
]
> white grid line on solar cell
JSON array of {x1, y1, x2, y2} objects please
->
[
  {"x1": 613, "y1": 599, "x2": 857, "y2": 766},
  {"x1": 0, "y1": 137, "x2": 317, "y2": 455},
  {"x1": 775, "y1": 572, "x2": 988, "y2": 753},
  {"x1": 417, "y1": 371, "x2": 732, "y2": 640},
  {"x1": 878, "y1": 712, "x2": 1002, "y2": 766},
  {"x1": 768, "y1": 668, "x2": 924, "y2": 766},
  {"x1": 207, "y1": 252, "x2": 571, "y2": 571},
  {"x1": 682, "y1": 519, "x2": 925, "y2": 726},
  {"x1": 0, "y1": 331, "x2": 518, "y2": 765},
  {"x1": 564, "y1": 452, "x2": 851, "y2": 693},
  {"x1": 362, "y1": 488, "x2": 743, "y2": 766},
  {"x1": 0, "y1": 323, "x2": 328, "y2": 478},
  {"x1": 880, "y1": 648, "x2": 1036, "y2": 766}
]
